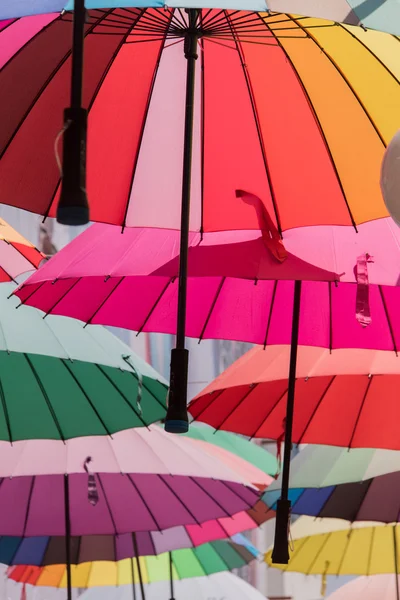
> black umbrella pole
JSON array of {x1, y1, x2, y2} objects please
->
[
  {"x1": 64, "y1": 474, "x2": 72, "y2": 600},
  {"x1": 132, "y1": 534, "x2": 146, "y2": 600},
  {"x1": 165, "y1": 9, "x2": 199, "y2": 435},
  {"x1": 130, "y1": 558, "x2": 137, "y2": 600},
  {"x1": 57, "y1": 0, "x2": 89, "y2": 226},
  {"x1": 271, "y1": 280, "x2": 302, "y2": 564},
  {"x1": 394, "y1": 526, "x2": 400, "y2": 600},
  {"x1": 169, "y1": 552, "x2": 175, "y2": 600}
]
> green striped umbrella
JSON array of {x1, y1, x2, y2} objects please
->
[
  {"x1": 1, "y1": 282, "x2": 167, "y2": 440},
  {"x1": 184, "y1": 423, "x2": 278, "y2": 477}
]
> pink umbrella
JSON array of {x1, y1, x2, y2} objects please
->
[{"x1": 14, "y1": 221, "x2": 400, "y2": 563}]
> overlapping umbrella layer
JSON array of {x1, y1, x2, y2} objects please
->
[
  {"x1": 0, "y1": 217, "x2": 44, "y2": 281},
  {"x1": 265, "y1": 518, "x2": 400, "y2": 575},
  {"x1": 189, "y1": 346, "x2": 400, "y2": 448},
  {"x1": 8, "y1": 539, "x2": 258, "y2": 585},
  {"x1": 0, "y1": 283, "x2": 168, "y2": 439},
  {"x1": 0, "y1": 11, "x2": 398, "y2": 228},
  {"x1": 79, "y1": 572, "x2": 266, "y2": 600},
  {"x1": 3, "y1": 0, "x2": 400, "y2": 36}
]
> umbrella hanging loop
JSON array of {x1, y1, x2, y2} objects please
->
[{"x1": 83, "y1": 456, "x2": 99, "y2": 506}]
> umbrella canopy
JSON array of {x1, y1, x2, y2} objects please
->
[
  {"x1": 0, "y1": 282, "x2": 167, "y2": 440},
  {"x1": 0, "y1": 508, "x2": 269, "y2": 566},
  {"x1": 78, "y1": 572, "x2": 266, "y2": 600},
  {"x1": 13, "y1": 227, "x2": 400, "y2": 346},
  {"x1": 264, "y1": 468, "x2": 400, "y2": 524},
  {"x1": 0, "y1": 217, "x2": 44, "y2": 281},
  {"x1": 188, "y1": 345, "x2": 400, "y2": 449},
  {"x1": 0, "y1": 429, "x2": 260, "y2": 535},
  {"x1": 7, "y1": 539, "x2": 259, "y2": 585},
  {"x1": 183, "y1": 423, "x2": 278, "y2": 477},
  {"x1": 0, "y1": 11, "x2": 396, "y2": 229},
  {"x1": 2, "y1": 1, "x2": 400, "y2": 35},
  {"x1": 326, "y1": 575, "x2": 400, "y2": 600},
  {"x1": 264, "y1": 517, "x2": 400, "y2": 575},
  {"x1": 263, "y1": 445, "x2": 400, "y2": 488}
]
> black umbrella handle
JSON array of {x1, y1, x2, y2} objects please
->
[{"x1": 271, "y1": 280, "x2": 302, "y2": 564}]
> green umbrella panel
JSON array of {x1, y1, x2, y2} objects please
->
[{"x1": 0, "y1": 282, "x2": 167, "y2": 440}]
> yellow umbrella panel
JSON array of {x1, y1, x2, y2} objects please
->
[{"x1": 265, "y1": 518, "x2": 400, "y2": 575}]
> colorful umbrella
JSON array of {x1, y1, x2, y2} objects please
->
[
  {"x1": 78, "y1": 572, "x2": 266, "y2": 600},
  {"x1": 7, "y1": 538, "x2": 259, "y2": 585},
  {"x1": 188, "y1": 345, "x2": 400, "y2": 450},
  {"x1": 264, "y1": 467, "x2": 400, "y2": 524},
  {"x1": 1, "y1": 6, "x2": 396, "y2": 442},
  {"x1": 326, "y1": 575, "x2": 400, "y2": 600},
  {"x1": 4, "y1": 0, "x2": 400, "y2": 34},
  {"x1": 183, "y1": 423, "x2": 278, "y2": 477},
  {"x1": 264, "y1": 517, "x2": 400, "y2": 575},
  {"x1": 0, "y1": 282, "x2": 167, "y2": 439},
  {"x1": 0, "y1": 217, "x2": 44, "y2": 282},
  {"x1": 0, "y1": 12, "x2": 393, "y2": 229},
  {"x1": 265, "y1": 444, "x2": 400, "y2": 487}
]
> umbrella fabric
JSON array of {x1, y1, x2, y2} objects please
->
[
  {"x1": 183, "y1": 423, "x2": 278, "y2": 477},
  {"x1": 0, "y1": 471, "x2": 258, "y2": 536},
  {"x1": 264, "y1": 470, "x2": 400, "y2": 523},
  {"x1": 0, "y1": 283, "x2": 167, "y2": 440},
  {"x1": 0, "y1": 217, "x2": 44, "y2": 281},
  {"x1": 0, "y1": 12, "x2": 396, "y2": 229},
  {"x1": 78, "y1": 572, "x2": 266, "y2": 600},
  {"x1": 188, "y1": 345, "x2": 400, "y2": 450},
  {"x1": 264, "y1": 517, "x2": 400, "y2": 575},
  {"x1": 7, "y1": 539, "x2": 259, "y2": 585},
  {"x1": 14, "y1": 229, "x2": 400, "y2": 348},
  {"x1": 326, "y1": 575, "x2": 400, "y2": 600},
  {"x1": 3, "y1": 1, "x2": 400, "y2": 35},
  {"x1": 0, "y1": 425, "x2": 271, "y2": 484},
  {"x1": 264, "y1": 445, "x2": 400, "y2": 488},
  {"x1": 0, "y1": 510, "x2": 267, "y2": 565}
]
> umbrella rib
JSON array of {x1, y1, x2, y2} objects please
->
[
  {"x1": 213, "y1": 385, "x2": 259, "y2": 433},
  {"x1": 219, "y1": 479, "x2": 259, "y2": 508},
  {"x1": 23, "y1": 354, "x2": 65, "y2": 442},
  {"x1": 305, "y1": 532, "x2": 333, "y2": 575},
  {"x1": 366, "y1": 527, "x2": 375, "y2": 575},
  {"x1": 122, "y1": 12, "x2": 172, "y2": 230},
  {"x1": 14, "y1": 281, "x2": 47, "y2": 309},
  {"x1": 198, "y1": 278, "x2": 226, "y2": 342},
  {"x1": 339, "y1": 23, "x2": 400, "y2": 85},
  {"x1": 83, "y1": 276, "x2": 125, "y2": 327},
  {"x1": 60, "y1": 360, "x2": 114, "y2": 437},
  {"x1": 188, "y1": 387, "x2": 226, "y2": 424},
  {"x1": 95, "y1": 473, "x2": 119, "y2": 535},
  {"x1": 248, "y1": 386, "x2": 290, "y2": 440},
  {"x1": 347, "y1": 375, "x2": 373, "y2": 449},
  {"x1": 93, "y1": 364, "x2": 149, "y2": 428},
  {"x1": 297, "y1": 376, "x2": 336, "y2": 444},
  {"x1": 328, "y1": 282, "x2": 333, "y2": 352},
  {"x1": 0, "y1": 368, "x2": 13, "y2": 443},
  {"x1": 135, "y1": 278, "x2": 174, "y2": 336},
  {"x1": 125, "y1": 474, "x2": 163, "y2": 531},
  {"x1": 157, "y1": 474, "x2": 203, "y2": 526},
  {"x1": 42, "y1": 278, "x2": 82, "y2": 318},
  {"x1": 22, "y1": 477, "x2": 36, "y2": 538},
  {"x1": 186, "y1": 477, "x2": 234, "y2": 519},
  {"x1": 256, "y1": 13, "x2": 358, "y2": 230},
  {"x1": 224, "y1": 10, "x2": 283, "y2": 235},
  {"x1": 336, "y1": 528, "x2": 354, "y2": 576},
  {"x1": 379, "y1": 285, "x2": 398, "y2": 355},
  {"x1": 292, "y1": 16, "x2": 386, "y2": 148},
  {"x1": 263, "y1": 280, "x2": 278, "y2": 349}
]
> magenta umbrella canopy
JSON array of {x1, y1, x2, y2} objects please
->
[{"x1": 14, "y1": 224, "x2": 400, "y2": 351}]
